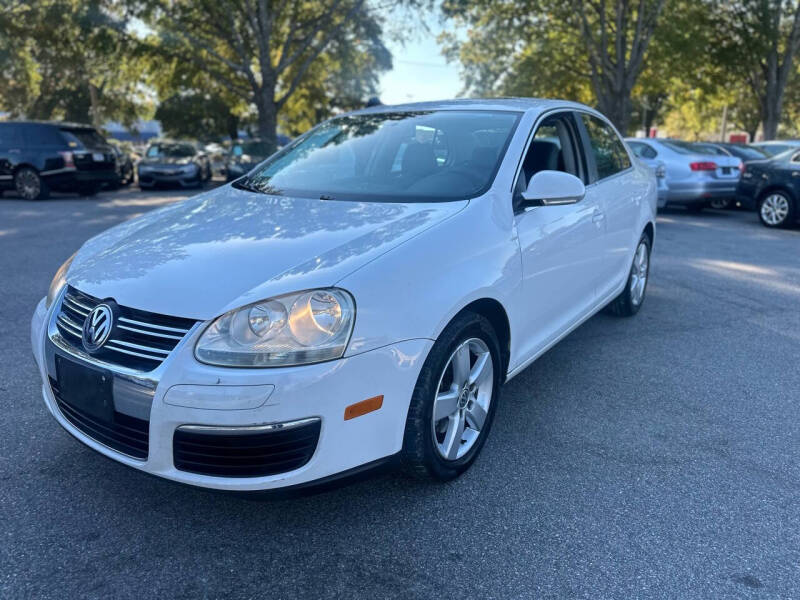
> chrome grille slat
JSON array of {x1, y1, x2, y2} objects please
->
[
  {"x1": 55, "y1": 286, "x2": 198, "y2": 372},
  {"x1": 116, "y1": 323, "x2": 183, "y2": 341},
  {"x1": 63, "y1": 295, "x2": 90, "y2": 316},
  {"x1": 104, "y1": 344, "x2": 163, "y2": 362},
  {"x1": 107, "y1": 338, "x2": 170, "y2": 356},
  {"x1": 118, "y1": 317, "x2": 191, "y2": 334},
  {"x1": 57, "y1": 315, "x2": 82, "y2": 337}
]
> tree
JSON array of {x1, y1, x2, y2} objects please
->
[
  {"x1": 712, "y1": 0, "x2": 800, "y2": 140},
  {"x1": 139, "y1": 0, "x2": 394, "y2": 152},
  {"x1": 0, "y1": 0, "x2": 151, "y2": 127},
  {"x1": 442, "y1": 0, "x2": 666, "y2": 133}
]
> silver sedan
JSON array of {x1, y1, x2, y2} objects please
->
[{"x1": 626, "y1": 138, "x2": 741, "y2": 212}]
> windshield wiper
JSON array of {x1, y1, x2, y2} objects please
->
[{"x1": 231, "y1": 177, "x2": 282, "y2": 196}]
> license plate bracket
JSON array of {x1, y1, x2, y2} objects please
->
[
  {"x1": 55, "y1": 355, "x2": 114, "y2": 422},
  {"x1": 722, "y1": 167, "x2": 731, "y2": 175}
]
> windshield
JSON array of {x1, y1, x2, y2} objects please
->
[
  {"x1": 146, "y1": 143, "x2": 196, "y2": 158},
  {"x1": 240, "y1": 110, "x2": 521, "y2": 202}
]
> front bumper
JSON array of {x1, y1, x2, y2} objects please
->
[
  {"x1": 31, "y1": 296, "x2": 432, "y2": 491},
  {"x1": 138, "y1": 168, "x2": 201, "y2": 188}
]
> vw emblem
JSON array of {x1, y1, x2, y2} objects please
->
[{"x1": 83, "y1": 304, "x2": 114, "y2": 351}]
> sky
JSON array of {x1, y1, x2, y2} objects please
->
[{"x1": 377, "y1": 15, "x2": 463, "y2": 105}]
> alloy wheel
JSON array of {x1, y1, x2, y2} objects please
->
[
  {"x1": 15, "y1": 169, "x2": 40, "y2": 200},
  {"x1": 760, "y1": 194, "x2": 789, "y2": 226},
  {"x1": 431, "y1": 338, "x2": 494, "y2": 461},
  {"x1": 629, "y1": 241, "x2": 649, "y2": 307}
]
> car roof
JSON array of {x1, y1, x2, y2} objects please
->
[
  {"x1": 348, "y1": 97, "x2": 596, "y2": 117},
  {"x1": 0, "y1": 120, "x2": 96, "y2": 129}
]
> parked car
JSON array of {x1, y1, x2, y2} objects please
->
[
  {"x1": 625, "y1": 138, "x2": 741, "y2": 211},
  {"x1": 225, "y1": 139, "x2": 272, "y2": 181},
  {"x1": 736, "y1": 149, "x2": 800, "y2": 228},
  {"x1": 625, "y1": 144, "x2": 668, "y2": 208},
  {"x1": 749, "y1": 140, "x2": 800, "y2": 157},
  {"x1": 691, "y1": 142, "x2": 770, "y2": 163},
  {"x1": 0, "y1": 121, "x2": 117, "y2": 200},
  {"x1": 32, "y1": 99, "x2": 656, "y2": 492},
  {"x1": 137, "y1": 141, "x2": 212, "y2": 189}
]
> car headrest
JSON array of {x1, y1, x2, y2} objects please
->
[{"x1": 523, "y1": 140, "x2": 561, "y2": 182}]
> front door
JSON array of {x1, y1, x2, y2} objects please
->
[{"x1": 513, "y1": 111, "x2": 606, "y2": 361}]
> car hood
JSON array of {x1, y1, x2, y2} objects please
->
[{"x1": 67, "y1": 185, "x2": 467, "y2": 320}]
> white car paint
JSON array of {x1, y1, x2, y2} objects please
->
[{"x1": 31, "y1": 99, "x2": 657, "y2": 491}]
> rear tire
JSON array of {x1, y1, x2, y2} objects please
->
[
  {"x1": 14, "y1": 167, "x2": 49, "y2": 200},
  {"x1": 607, "y1": 234, "x2": 651, "y2": 317},
  {"x1": 758, "y1": 191, "x2": 794, "y2": 228},
  {"x1": 401, "y1": 312, "x2": 502, "y2": 481}
]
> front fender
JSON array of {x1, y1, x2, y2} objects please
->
[{"x1": 338, "y1": 192, "x2": 522, "y2": 362}]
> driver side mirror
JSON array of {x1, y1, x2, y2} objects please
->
[{"x1": 521, "y1": 170, "x2": 586, "y2": 208}]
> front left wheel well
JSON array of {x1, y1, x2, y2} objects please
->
[
  {"x1": 643, "y1": 221, "x2": 655, "y2": 248},
  {"x1": 451, "y1": 298, "x2": 511, "y2": 383}
]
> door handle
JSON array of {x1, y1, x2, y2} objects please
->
[{"x1": 592, "y1": 210, "x2": 605, "y2": 224}]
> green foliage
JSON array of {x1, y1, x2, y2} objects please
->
[
  {"x1": 0, "y1": 0, "x2": 152, "y2": 127},
  {"x1": 136, "y1": 0, "x2": 394, "y2": 149}
]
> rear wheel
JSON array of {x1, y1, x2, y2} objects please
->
[
  {"x1": 758, "y1": 191, "x2": 794, "y2": 228},
  {"x1": 607, "y1": 234, "x2": 651, "y2": 317},
  {"x1": 402, "y1": 312, "x2": 501, "y2": 481},
  {"x1": 14, "y1": 167, "x2": 49, "y2": 200}
]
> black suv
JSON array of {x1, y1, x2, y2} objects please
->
[{"x1": 0, "y1": 121, "x2": 117, "y2": 200}]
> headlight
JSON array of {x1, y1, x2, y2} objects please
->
[
  {"x1": 46, "y1": 253, "x2": 75, "y2": 308},
  {"x1": 181, "y1": 163, "x2": 197, "y2": 173},
  {"x1": 195, "y1": 289, "x2": 355, "y2": 367}
]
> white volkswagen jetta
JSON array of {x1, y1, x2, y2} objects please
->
[{"x1": 31, "y1": 99, "x2": 656, "y2": 491}]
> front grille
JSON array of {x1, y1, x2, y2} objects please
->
[
  {"x1": 50, "y1": 376, "x2": 149, "y2": 459},
  {"x1": 55, "y1": 286, "x2": 197, "y2": 372},
  {"x1": 173, "y1": 419, "x2": 321, "y2": 478}
]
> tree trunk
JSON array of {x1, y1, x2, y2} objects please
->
[{"x1": 254, "y1": 84, "x2": 278, "y2": 153}]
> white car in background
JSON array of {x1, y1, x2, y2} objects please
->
[{"x1": 31, "y1": 99, "x2": 657, "y2": 492}]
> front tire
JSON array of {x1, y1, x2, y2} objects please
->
[
  {"x1": 607, "y1": 233, "x2": 651, "y2": 317},
  {"x1": 758, "y1": 191, "x2": 794, "y2": 228},
  {"x1": 14, "y1": 167, "x2": 49, "y2": 200},
  {"x1": 402, "y1": 312, "x2": 502, "y2": 481}
]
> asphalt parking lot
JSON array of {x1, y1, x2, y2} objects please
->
[{"x1": 2, "y1": 186, "x2": 799, "y2": 599}]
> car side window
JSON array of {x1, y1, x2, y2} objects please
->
[
  {"x1": 629, "y1": 141, "x2": 657, "y2": 159},
  {"x1": 581, "y1": 115, "x2": 631, "y2": 180},
  {"x1": 514, "y1": 112, "x2": 586, "y2": 209},
  {"x1": 0, "y1": 124, "x2": 23, "y2": 148}
]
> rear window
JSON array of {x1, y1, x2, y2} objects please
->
[
  {"x1": 232, "y1": 141, "x2": 271, "y2": 157},
  {"x1": 60, "y1": 128, "x2": 107, "y2": 149},
  {"x1": 146, "y1": 143, "x2": 196, "y2": 158},
  {"x1": 660, "y1": 140, "x2": 696, "y2": 155}
]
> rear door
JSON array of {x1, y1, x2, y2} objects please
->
[
  {"x1": 0, "y1": 123, "x2": 24, "y2": 181},
  {"x1": 578, "y1": 113, "x2": 641, "y2": 296}
]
